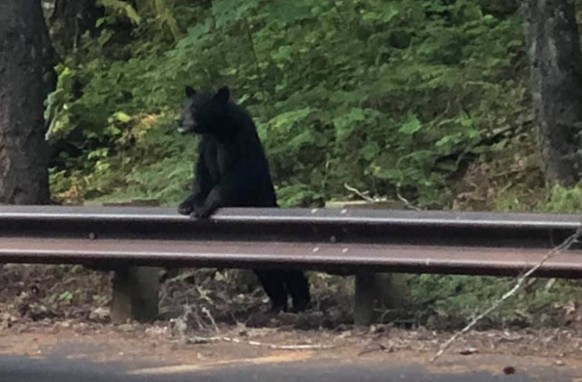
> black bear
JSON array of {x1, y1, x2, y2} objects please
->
[{"x1": 177, "y1": 85, "x2": 311, "y2": 313}]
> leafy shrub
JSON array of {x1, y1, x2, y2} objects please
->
[{"x1": 46, "y1": 0, "x2": 527, "y2": 207}]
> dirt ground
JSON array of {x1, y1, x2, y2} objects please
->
[
  {"x1": 2, "y1": 264, "x2": 582, "y2": 370},
  {"x1": 3, "y1": 323, "x2": 582, "y2": 378}
]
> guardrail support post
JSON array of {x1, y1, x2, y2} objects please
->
[
  {"x1": 327, "y1": 201, "x2": 409, "y2": 326},
  {"x1": 102, "y1": 200, "x2": 161, "y2": 323},
  {"x1": 354, "y1": 272, "x2": 407, "y2": 326},
  {"x1": 354, "y1": 272, "x2": 377, "y2": 325},
  {"x1": 110, "y1": 266, "x2": 160, "y2": 323}
]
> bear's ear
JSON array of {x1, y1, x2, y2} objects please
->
[
  {"x1": 185, "y1": 86, "x2": 196, "y2": 98},
  {"x1": 213, "y1": 86, "x2": 230, "y2": 104}
]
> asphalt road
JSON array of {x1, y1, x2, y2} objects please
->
[
  {"x1": 0, "y1": 330, "x2": 578, "y2": 382},
  {"x1": 0, "y1": 354, "x2": 576, "y2": 382}
]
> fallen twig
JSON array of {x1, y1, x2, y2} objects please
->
[
  {"x1": 343, "y1": 183, "x2": 376, "y2": 203},
  {"x1": 187, "y1": 335, "x2": 334, "y2": 350},
  {"x1": 201, "y1": 306, "x2": 220, "y2": 333},
  {"x1": 431, "y1": 228, "x2": 582, "y2": 363},
  {"x1": 395, "y1": 190, "x2": 422, "y2": 211}
]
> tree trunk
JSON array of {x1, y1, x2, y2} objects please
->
[
  {"x1": 523, "y1": 0, "x2": 582, "y2": 186},
  {"x1": 0, "y1": 0, "x2": 54, "y2": 204}
]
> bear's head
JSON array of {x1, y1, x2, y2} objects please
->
[{"x1": 177, "y1": 86, "x2": 231, "y2": 135}]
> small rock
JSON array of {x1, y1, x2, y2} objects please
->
[
  {"x1": 118, "y1": 323, "x2": 137, "y2": 332},
  {"x1": 89, "y1": 307, "x2": 110, "y2": 322},
  {"x1": 459, "y1": 347, "x2": 478, "y2": 355},
  {"x1": 145, "y1": 325, "x2": 168, "y2": 336}
]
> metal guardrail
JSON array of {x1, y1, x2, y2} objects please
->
[{"x1": 0, "y1": 206, "x2": 581, "y2": 278}]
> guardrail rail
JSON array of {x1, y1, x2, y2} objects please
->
[{"x1": 1, "y1": 205, "x2": 581, "y2": 324}]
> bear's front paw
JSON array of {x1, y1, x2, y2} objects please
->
[
  {"x1": 178, "y1": 201, "x2": 194, "y2": 216},
  {"x1": 190, "y1": 207, "x2": 210, "y2": 219}
]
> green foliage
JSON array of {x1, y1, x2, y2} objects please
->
[
  {"x1": 541, "y1": 185, "x2": 582, "y2": 213},
  {"x1": 99, "y1": 0, "x2": 142, "y2": 24},
  {"x1": 45, "y1": 65, "x2": 75, "y2": 143},
  {"x1": 409, "y1": 274, "x2": 582, "y2": 329},
  {"x1": 47, "y1": 0, "x2": 527, "y2": 207},
  {"x1": 492, "y1": 184, "x2": 582, "y2": 214}
]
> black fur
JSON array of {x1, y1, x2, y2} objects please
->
[{"x1": 177, "y1": 86, "x2": 311, "y2": 312}]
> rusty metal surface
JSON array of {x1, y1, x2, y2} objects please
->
[
  {"x1": 1, "y1": 237, "x2": 582, "y2": 278},
  {"x1": 0, "y1": 206, "x2": 581, "y2": 277},
  {"x1": 0, "y1": 206, "x2": 580, "y2": 248}
]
